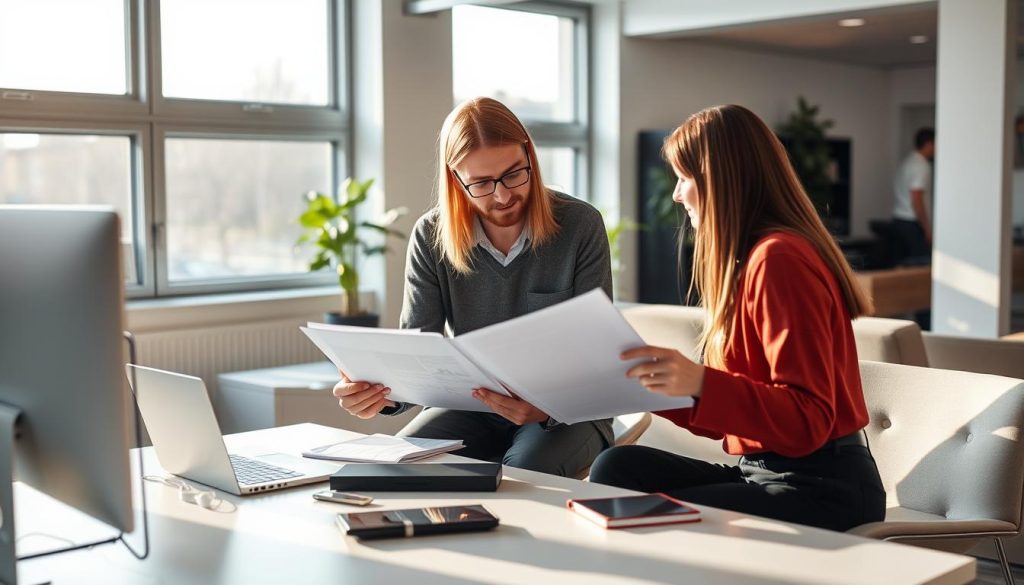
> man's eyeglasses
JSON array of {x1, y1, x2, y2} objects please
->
[{"x1": 455, "y1": 166, "x2": 532, "y2": 199}]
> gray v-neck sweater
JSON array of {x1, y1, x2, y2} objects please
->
[
  {"x1": 400, "y1": 191, "x2": 612, "y2": 335},
  {"x1": 393, "y1": 192, "x2": 614, "y2": 440}
]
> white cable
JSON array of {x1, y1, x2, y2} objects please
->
[{"x1": 143, "y1": 475, "x2": 237, "y2": 514}]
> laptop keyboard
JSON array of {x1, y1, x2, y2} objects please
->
[{"x1": 229, "y1": 454, "x2": 303, "y2": 486}]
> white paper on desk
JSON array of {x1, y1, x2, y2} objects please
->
[
  {"x1": 454, "y1": 289, "x2": 694, "y2": 425},
  {"x1": 300, "y1": 326, "x2": 504, "y2": 412},
  {"x1": 303, "y1": 434, "x2": 464, "y2": 463}
]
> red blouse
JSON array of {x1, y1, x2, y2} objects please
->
[{"x1": 656, "y1": 231, "x2": 869, "y2": 457}]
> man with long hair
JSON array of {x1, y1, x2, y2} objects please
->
[{"x1": 332, "y1": 98, "x2": 613, "y2": 477}]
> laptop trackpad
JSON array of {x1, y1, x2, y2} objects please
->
[{"x1": 255, "y1": 453, "x2": 338, "y2": 475}]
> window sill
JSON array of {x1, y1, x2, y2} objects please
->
[{"x1": 126, "y1": 287, "x2": 374, "y2": 333}]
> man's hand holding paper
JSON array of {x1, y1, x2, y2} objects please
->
[
  {"x1": 333, "y1": 370, "x2": 396, "y2": 419},
  {"x1": 472, "y1": 387, "x2": 549, "y2": 425}
]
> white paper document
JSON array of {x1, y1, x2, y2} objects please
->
[
  {"x1": 301, "y1": 289, "x2": 693, "y2": 425},
  {"x1": 301, "y1": 325, "x2": 506, "y2": 412},
  {"x1": 302, "y1": 434, "x2": 464, "y2": 463}
]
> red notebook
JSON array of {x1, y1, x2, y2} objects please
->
[{"x1": 567, "y1": 493, "x2": 701, "y2": 529}]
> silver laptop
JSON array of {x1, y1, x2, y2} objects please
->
[{"x1": 127, "y1": 364, "x2": 339, "y2": 496}]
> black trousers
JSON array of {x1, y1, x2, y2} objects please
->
[
  {"x1": 589, "y1": 443, "x2": 886, "y2": 532},
  {"x1": 892, "y1": 218, "x2": 930, "y2": 266},
  {"x1": 398, "y1": 409, "x2": 609, "y2": 478}
]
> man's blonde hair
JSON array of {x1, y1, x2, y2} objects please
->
[{"x1": 435, "y1": 97, "x2": 559, "y2": 274}]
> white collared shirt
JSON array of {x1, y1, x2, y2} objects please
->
[{"x1": 474, "y1": 215, "x2": 531, "y2": 266}]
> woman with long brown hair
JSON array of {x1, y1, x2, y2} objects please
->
[{"x1": 589, "y1": 105, "x2": 885, "y2": 531}]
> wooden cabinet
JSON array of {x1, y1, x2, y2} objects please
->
[{"x1": 854, "y1": 267, "x2": 931, "y2": 317}]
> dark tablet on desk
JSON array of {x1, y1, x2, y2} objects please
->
[
  {"x1": 337, "y1": 504, "x2": 499, "y2": 539},
  {"x1": 330, "y1": 462, "x2": 502, "y2": 492}
]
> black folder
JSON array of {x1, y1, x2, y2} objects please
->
[{"x1": 329, "y1": 462, "x2": 502, "y2": 492}]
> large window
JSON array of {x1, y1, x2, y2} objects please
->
[
  {"x1": 160, "y1": 0, "x2": 331, "y2": 105},
  {"x1": 164, "y1": 138, "x2": 332, "y2": 283},
  {"x1": 452, "y1": 2, "x2": 588, "y2": 199},
  {"x1": 0, "y1": 0, "x2": 128, "y2": 95},
  {"x1": 0, "y1": 0, "x2": 348, "y2": 298}
]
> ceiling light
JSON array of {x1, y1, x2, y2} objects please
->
[
  {"x1": 909, "y1": 35, "x2": 929, "y2": 44},
  {"x1": 838, "y1": 18, "x2": 866, "y2": 27}
]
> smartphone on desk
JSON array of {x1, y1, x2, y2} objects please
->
[
  {"x1": 313, "y1": 490, "x2": 374, "y2": 506},
  {"x1": 567, "y1": 493, "x2": 701, "y2": 529},
  {"x1": 336, "y1": 504, "x2": 499, "y2": 539}
]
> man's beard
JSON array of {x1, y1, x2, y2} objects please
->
[{"x1": 479, "y1": 196, "x2": 526, "y2": 228}]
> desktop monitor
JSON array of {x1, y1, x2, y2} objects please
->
[{"x1": 0, "y1": 206, "x2": 134, "y2": 562}]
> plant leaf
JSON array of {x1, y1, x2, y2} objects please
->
[
  {"x1": 361, "y1": 244, "x2": 389, "y2": 256},
  {"x1": 338, "y1": 262, "x2": 358, "y2": 293},
  {"x1": 309, "y1": 252, "x2": 331, "y2": 272},
  {"x1": 342, "y1": 177, "x2": 372, "y2": 207},
  {"x1": 299, "y1": 209, "x2": 327, "y2": 228},
  {"x1": 359, "y1": 221, "x2": 404, "y2": 239}
]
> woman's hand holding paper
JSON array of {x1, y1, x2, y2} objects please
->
[{"x1": 622, "y1": 346, "x2": 706, "y2": 398}]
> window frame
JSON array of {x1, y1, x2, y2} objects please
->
[
  {"x1": 0, "y1": 118, "x2": 155, "y2": 297},
  {"x1": 0, "y1": 0, "x2": 146, "y2": 118},
  {"x1": 0, "y1": 0, "x2": 352, "y2": 299},
  {"x1": 452, "y1": 1, "x2": 590, "y2": 200},
  {"x1": 153, "y1": 125, "x2": 343, "y2": 296},
  {"x1": 149, "y1": 0, "x2": 348, "y2": 129}
]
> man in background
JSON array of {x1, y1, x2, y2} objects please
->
[{"x1": 891, "y1": 127, "x2": 935, "y2": 265}]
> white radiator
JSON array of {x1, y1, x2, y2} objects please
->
[{"x1": 132, "y1": 316, "x2": 325, "y2": 403}]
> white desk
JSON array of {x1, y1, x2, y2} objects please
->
[{"x1": 19, "y1": 424, "x2": 974, "y2": 585}]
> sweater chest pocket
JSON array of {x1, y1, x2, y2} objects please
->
[{"x1": 526, "y1": 288, "x2": 572, "y2": 312}]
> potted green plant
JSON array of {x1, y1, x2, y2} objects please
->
[
  {"x1": 777, "y1": 96, "x2": 836, "y2": 217},
  {"x1": 297, "y1": 178, "x2": 407, "y2": 327}
]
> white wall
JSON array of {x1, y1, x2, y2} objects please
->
[
  {"x1": 353, "y1": 0, "x2": 453, "y2": 328},
  {"x1": 931, "y1": 0, "x2": 1015, "y2": 337},
  {"x1": 887, "y1": 64, "x2": 935, "y2": 164},
  {"x1": 615, "y1": 37, "x2": 892, "y2": 300}
]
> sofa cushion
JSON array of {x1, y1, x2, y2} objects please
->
[
  {"x1": 852, "y1": 317, "x2": 929, "y2": 366},
  {"x1": 923, "y1": 333, "x2": 1024, "y2": 379}
]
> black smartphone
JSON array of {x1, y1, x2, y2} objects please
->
[{"x1": 336, "y1": 504, "x2": 499, "y2": 539}]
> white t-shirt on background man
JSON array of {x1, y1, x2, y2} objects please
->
[{"x1": 892, "y1": 150, "x2": 932, "y2": 222}]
